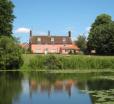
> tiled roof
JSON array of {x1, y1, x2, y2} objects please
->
[
  {"x1": 31, "y1": 35, "x2": 72, "y2": 44},
  {"x1": 61, "y1": 44, "x2": 80, "y2": 50}
]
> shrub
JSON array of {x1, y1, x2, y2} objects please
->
[
  {"x1": 0, "y1": 36, "x2": 23, "y2": 70},
  {"x1": 29, "y1": 55, "x2": 63, "y2": 70},
  {"x1": 44, "y1": 55, "x2": 63, "y2": 69},
  {"x1": 29, "y1": 55, "x2": 45, "y2": 69}
]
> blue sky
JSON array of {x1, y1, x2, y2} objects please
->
[{"x1": 13, "y1": 0, "x2": 114, "y2": 43}]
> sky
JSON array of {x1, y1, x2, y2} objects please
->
[{"x1": 13, "y1": 0, "x2": 114, "y2": 43}]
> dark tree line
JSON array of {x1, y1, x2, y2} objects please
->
[
  {"x1": 0, "y1": 0, "x2": 23, "y2": 70},
  {"x1": 0, "y1": 0, "x2": 15, "y2": 37},
  {"x1": 76, "y1": 14, "x2": 114, "y2": 55},
  {"x1": 87, "y1": 14, "x2": 114, "y2": 55}
]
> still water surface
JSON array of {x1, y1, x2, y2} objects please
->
[{"x1": 0, "y1": 72, "x2": 114, "y2": 104}]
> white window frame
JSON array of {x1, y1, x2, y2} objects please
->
[
  {"x1": 51, "y1": 37, "x2": 54, "y2": 42},
  {"x1": 37, "y1": 38, "x2": 41, "y2": 42}
]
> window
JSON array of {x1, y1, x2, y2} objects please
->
[
  {"x1": 35, "y1": 49, "x2": 40, "y2": 53},
  {"x1": 37, "y1": 38, "x2": 41, "y2": 42},
  {"x1": 63, "y1": 38, "x2": 66, "y2": 42},
  {"x1": 37, "y1": 37, "x2": 41, "y2": 44},
  {"x1": 51, "y1": 37, "x2": 54, "y2": 44},
  {"x1": 51, "y1": 37, "x2": 54, "y2": 42}
]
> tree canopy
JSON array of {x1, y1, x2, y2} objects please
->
[
  {"x1": 92, "y1": 14, "x2": 112, "y2": 27},
  {"x1": 76, "y1": 35, "x2": 87, "y2": 53},
  {"x1": 0, "y1": 0, "x2": 15, "y2": 37},
  {"x1": 87, "y1": 14, "x2": 114, "y2": 55},
  {"x1": 0, "y1": 36, "x2": 23, "y2": 70}
]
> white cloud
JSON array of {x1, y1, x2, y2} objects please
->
[{"x1": 15, "y1": 27, "x2": 30, "y2": 33}]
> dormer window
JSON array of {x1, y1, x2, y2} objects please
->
[
  {"x1": 63, "y1": 38, "x2": 66, "y2": 42},
  {"x1": 51, "y1": 37, "x2": 54, "y2": 42},
  {"x1": 37, "y1": 38, "x2": 41, "y2": 42},
  {"x1": 51, "y1": 37, "x2": 54, "y2": 44},
  {"x1": 37, "y1": 37, "x2": 41, "y2": 44}
]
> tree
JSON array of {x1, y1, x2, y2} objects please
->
[
  {"x1": 0, "y1": 0, "x2": 15, "y2": 37},
  {"x1": 76, "y1": 35, "x2": 87, "y2": 53},
  {"x1": 87, "y1": 14, "x2": 114, "y2": 55},
  {"x1": 0, "y1": 36, "x2": 23, "y2": 70},
  {"x1": 92, "y1": 14, "x2": 112, "y2": 28},
  {"x1": 0, "y1": 1, "x2": 23, "y2": 70}
]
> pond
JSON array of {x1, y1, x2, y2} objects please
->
[{"x1": 0, "y1": 71, "x2": 114, "y2": 104}]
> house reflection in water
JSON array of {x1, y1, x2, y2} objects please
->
[{"x1": 29, "y1": 79, "x2": 76, "y2": 97}]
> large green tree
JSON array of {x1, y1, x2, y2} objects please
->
[
  {"x1": 0, "y1": 0, "x2": 15, "y2": 37},
  {"x1": 0, "y1": 0, "x2": 23, "y2": 70},
  {"x1": 87, "y1": 14, "x2": 114, "y2": 55},
  {"x1": 0, "y1": 36, "x2": 23, "y2": 70},
  {"x1": 91, "y1": 14, "x2": 112, "y2": 27}
]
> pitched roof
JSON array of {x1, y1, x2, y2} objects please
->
[
  {"x1": 31, "y1": 35, "x2": 72, "y2": 44},
  {"x1": 61, "y1": 44, "x2": 80, "y2": 50}
]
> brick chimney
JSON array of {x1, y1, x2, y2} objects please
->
[
  {"x1": 29, "y1": 30, "x2": 32, "y2": 53},
  {"x1": 68, "y1": 31, "x2": 71, "y2": 37},
  {"x1": 30, "y1": 30, "x2": 32, "y2": 37},
  {"x1": 48, "y1": 30, "x2": 51, "y2": 36}
]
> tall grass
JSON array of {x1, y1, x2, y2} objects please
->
[
  {"x1": 61, "y1": 55, "x2": 114, "y2": 69},
  {"x1": 23, "y1": 55, "x2": 114, "y2": 70}
]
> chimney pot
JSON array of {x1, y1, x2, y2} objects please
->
[
  {"x1": 68, "y1": 31, "x2": 71, "y2": 37},
  {"x1": 48, "y1": 31, "x2": 51, "y2": 36},
  {"x1": 30, "y1": 30, "x2": 32, "y2": 37},
  {"x1": 29, "y1": 30, "x2": 32, "y2": 53}
]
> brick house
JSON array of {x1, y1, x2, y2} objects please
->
[{"x1": 29, "y1": 31, "x2": 80, "y2": 54}]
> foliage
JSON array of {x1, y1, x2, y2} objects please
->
[
  {"x1": 88, "y1": 23, "x2": 114, "y2": 54},
  {"x1": 29, "y1": 55, "x2": 63, "y2": 70},
  {"x1": 27, "y1": 55, "x2": 114, "y2": 70},
  {"x1": 44, "y1": 55, "x2": 63, "y2": 69},
  {"x1": 0, "y1": 36, "x2": 23, "y2": 70},
  {"x1": 87, "y1": 14, "x2": 114, "y2": 55},
  {"x1": 0, "y1": 0, "x2": 15, "y2": 37},
  {"x1": 76, "y1": 35, "x2": 87, "y2": 53},
  {"x1": 13, "y1": 36, "x2": 20, "y2": 44},
  {"x1": 29, "y1": 55, "x2": 45, "y2": 69},
  {"x1": 92, "y1": 14, "x2": 112, "y2": 27}
]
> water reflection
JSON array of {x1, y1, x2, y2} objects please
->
[
  {"x1": 0, "y1": 72, "x2": 23, "y2": 104},
  {"x1": 0, "y1": 72, "x2": 114, "y2": 104},
  {"x1": 29, "y1": 79, "x2": 75, "y2": 97}
]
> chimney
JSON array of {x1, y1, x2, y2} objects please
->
[
  {"x1": 29, "y1": 30, "x2": 32, "y2": 53},
  {"x1": 48, "y1": 30, "x2": 51, "y2": 36},
  {"x1": 30, "y1": 30, "x2": 32, "y2": 37},
  {"x1": 68, "y1": 31, "x2": 71, "y2": 37}
]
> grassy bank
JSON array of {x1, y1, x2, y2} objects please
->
[{"x1": 21, "y1": 54, "x2": 114, "y2": 70}]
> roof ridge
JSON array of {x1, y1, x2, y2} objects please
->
[{"x1": 31, "y1": 35, "x2": 69, "y2": 37}]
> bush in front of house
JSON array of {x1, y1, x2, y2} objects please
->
[
  {"x1": 0, "y1": 36, "x2": 23, "y2": 70},
  {"x1": 44, "y1": 55, "x2": 63, "y2": 69},
  {"x1": 29, "y1": 55, "x2": 63, "y2": 70}
]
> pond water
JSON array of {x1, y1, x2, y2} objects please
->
[{"x1": 0, "y1": 72, "x2": 114, "y2": 104}]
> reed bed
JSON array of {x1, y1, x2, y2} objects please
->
[{"x1": 22, "y1": 54, "x2": 114, "y2": 70}]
